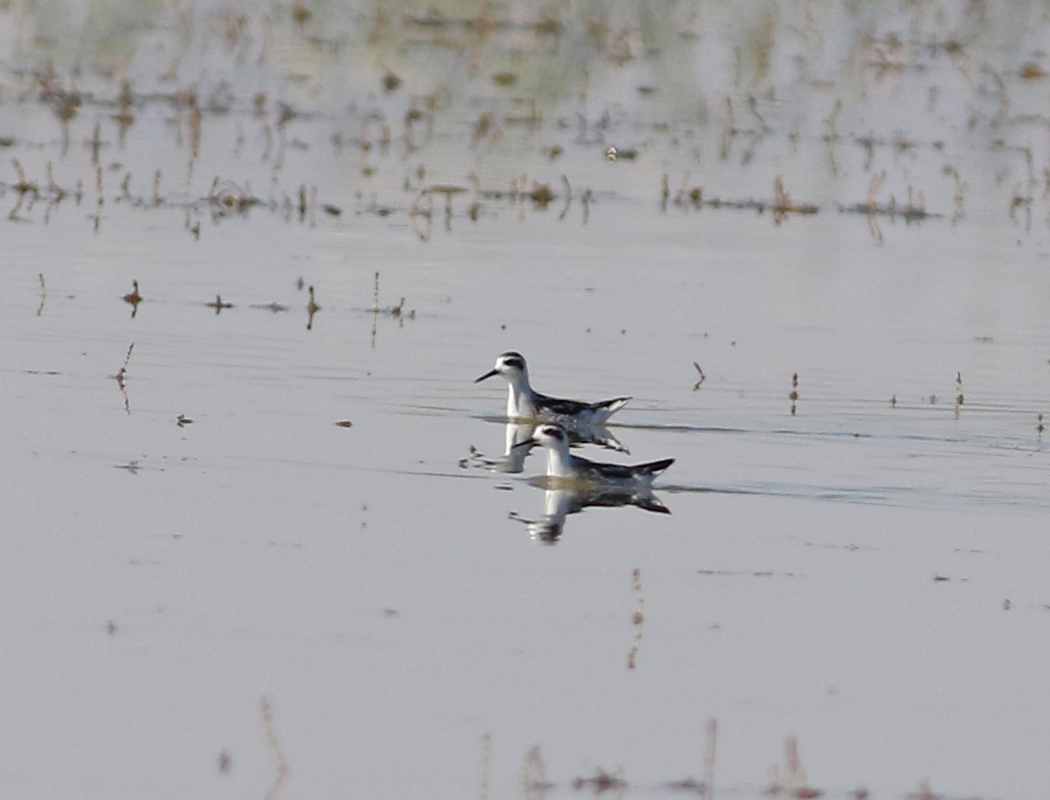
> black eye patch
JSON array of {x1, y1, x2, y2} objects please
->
[{"x1": 503, "y1": 357, "x2": 524, "y2": 369}]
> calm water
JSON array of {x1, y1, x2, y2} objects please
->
[{"x1": 3, "y1": 2, "x2": 1050, "y2": 798}]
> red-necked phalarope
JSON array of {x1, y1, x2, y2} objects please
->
[
  {"x1": 519, "y1": 423, "x2": 673, "y2": 486},
  {"x1": 475, "y1": 352, "x2": 630, "y2": 424}
]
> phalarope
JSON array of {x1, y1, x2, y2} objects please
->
[
  {"x1": 518, "y1": 423, "x2": 673, "y2": 486},
  {"x1": 475, "y1": 352, "x2": 630, "y2": 424}
]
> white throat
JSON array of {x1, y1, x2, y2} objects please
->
[
  {"x1": 504, "y1": 372, "x2": 536, "y2": 419},
  {"x1": 545, "y1": 442, "x2": 575, "y2": 478}
]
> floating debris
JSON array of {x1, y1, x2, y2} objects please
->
[
  {"x1": 605, "y1": 145, "x2": 637, "y2": 161},
  {"x1": 207, "y1": 178, "x2": 262, "y2": 216},
  {"x1": 692, "y1": 361, "x2": 706, "y2": 391},
  {"x1": 768, "y1": 737, "x2": 821, "y2": 799},
  {"x1": 306, "y1": 285, "x2": 320, "y2": 330},
  {"x1": 115, "y1": 343, "x2": 134, "y2": 390},
  {"x1": 626, "y1": 568, "x2": 644, "y2": 670},
  {"x1": 260, "y1": 698, "x2": 289, "y2": 800},
  {"x1": 11, "y1": 157, "x2": 38, "y2": 196},
  {"x1": 122, "y1": 280, "x2": 142, "y2": 307},
  {"x1": 663, "y1": 174, "x2": 818, "y2": 223},
  {"x1": 839, "y1": 173, "x2": 939, "y2": 224},
  {"x1": 772, "y1": 175, "x2": 819, "y2": 224},
  {"x1": 206, "y1": 295, "x2": 233, "y2": 313},
  {"x1": 530, "y1": 183, "x2": 553, "y2": 208},
  {"x1": 572, "y1": 767, "x2": 626, "y2": 793},
  {"x1": 522, "y1": 745, "x2": 553, "y2": 797},
  {"x1": 115, "y1": 343, "x2": 135, "y2": 413},
  {"x1": 1020, "y1": 61, "x2": 1046, "y2": 80}
]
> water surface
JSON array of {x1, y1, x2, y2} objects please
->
[{"x1": 3, "y1": 2, "x2": 1050, "y2": 798}]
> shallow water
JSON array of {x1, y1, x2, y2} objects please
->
[{"x1": 3, "y1": 2, "x2": 1050, "y2": 798}]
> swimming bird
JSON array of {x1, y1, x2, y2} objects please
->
[
  {"x1": 518, "y1": 423, "x2": 673, "y2": 487},
  {"x1": 475, "y1": 351, "x2": 630, "y2": 424}
]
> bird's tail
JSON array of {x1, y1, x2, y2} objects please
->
[
  {"x1": 635, "y1": 458, "x2": 675, "y2": 476},
  {"x1": 593, "y1": 396, "x2": 631, "y2": 413}
]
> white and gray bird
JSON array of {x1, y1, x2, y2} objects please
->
[
  {"x1": 518, "y1": 423, "x2": 674, "y2": 487},
  {"x1": 475, "y1": 351, "x2": 630, "y2": 424}
]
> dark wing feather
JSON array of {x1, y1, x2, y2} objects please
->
[
  {"x1": 589, "y1": 396, "x2": 632, "y2": 411},
  {"x1": 634, "y1": 458, "x2": 675, "y2": 476},
  {"x1": 587, "y1": 461, "x2": 640, "y2": 479},
  {"x1": 535, "y1": 392, "x2": 631, "y2": 416},
  {"x1": 534, "y1": 393, "x2": 591, "y2": 416}
]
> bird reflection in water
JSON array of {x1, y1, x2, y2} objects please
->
[
  {"x1": 509, "y1": 484, "x2": 671, "y2": 543},
  {"x1": 470, "y1": 421, "x2": 629, "y2": 474}
]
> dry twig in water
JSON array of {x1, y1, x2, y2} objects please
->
[{"x1": 116, "y1": 343, "x2": 134, "y2": 414}]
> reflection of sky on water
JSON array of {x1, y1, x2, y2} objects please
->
[{"x1": 4, "y1": 2, "x2": 1050, "y2": 799}]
